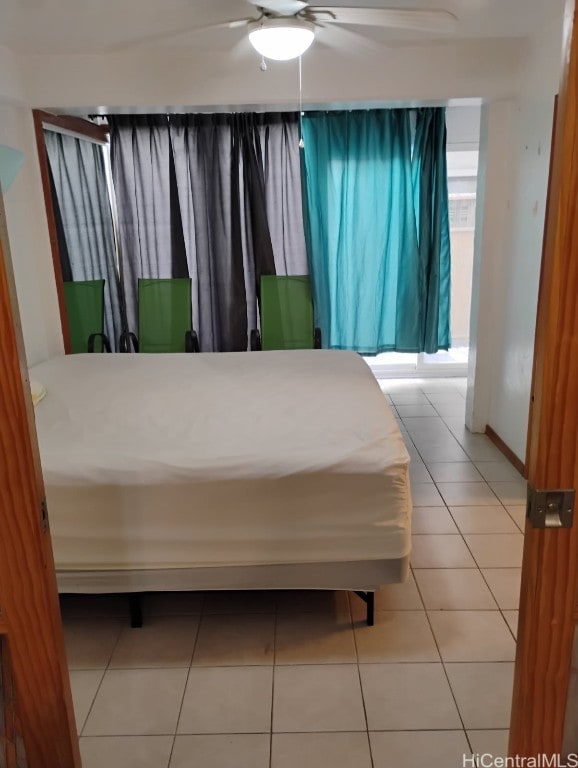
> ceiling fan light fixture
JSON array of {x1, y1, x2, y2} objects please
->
[{"x1": 248, "y1": 17, "x2": 315, "y2": 61}]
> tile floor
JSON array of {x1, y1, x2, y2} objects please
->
[{"x1": 61, "y1": 377, "x2": 524, "y2": 768}]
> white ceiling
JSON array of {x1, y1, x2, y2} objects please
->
[{"x1": 0, "y1": 0, "x2": 561, "y2": 55}]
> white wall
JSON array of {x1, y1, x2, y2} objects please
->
[
  {"x1": 468, "y1": 8, "x2": 565, "y2": 462},
  {"x1": 0, "y1": 46, "x2": 64, "y2": 365},
  {"x1": 18, "y1": 39, "x2": 523, "y2": 111},
  {"x1": 466, "y1": 100, "x2": 516, "y2": 434},
  {"x1": 0, "y1": 106, "x2": 64, "y2": 365}
]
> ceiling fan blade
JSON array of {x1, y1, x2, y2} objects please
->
[
  {"x1": 248, "y1": 0, "x2": 309, "y2": 16},
  {"x1": 316, "y1": 23, "x2": 387, "y2": 57},
  {"x1": 106, "y1": 17, "x2": 252, "y2": 52},
  {"x1": 310, "y1": 7, "x2": 458, "y2": 33}
]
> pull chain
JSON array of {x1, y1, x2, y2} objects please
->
[{"x1": 298, "y1": 56, "x2": 305, "y2": 149}]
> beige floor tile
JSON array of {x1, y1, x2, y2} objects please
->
[
  {"x1": 482, "y1": 569, "x2": 522, "y2": 610},
  {"x1": 475, "y1": 461, "x2": 523, "y2": 482},
  {"x1": 69, "y1": 670, "x2": 104, "y2": 733},
  {"x1": 431, "y1": 401, "x2": 467, "y2": 418},
  {"x1": 420, "y1": 380, "x2": 464, "y2": 394},
  {"x1": 412, "y1": 507, "x2": 459, "y2": 534},
  {"x1": 411, "y1": 483, "x2": 445, "y2": 506},
  {"x1": 450, "y1": 506, "x2": 520, "y2": 534},
  {"x1": 438, "y1": 482, "x2": 499, "y2": 507},
  {"x1": 488, "y1": 480, "x2": 527, "y2": 505},
  {"x1": 397, "y1": 403, "x2": 438, "y2": 417},
  {"x1": 414, "y1": 569, "x2": 497, "y2": 610},
  {"x1": 467, "y1": 729, "x2": 509, "y2": 757},
  {"x1": 503, "y1": 610, "x2": 519, "y2": 639},
  {"x1": 409, "y1": 429, "x2": 463, "y2": 446},
  {"x1": 350, "y1": 574, "x2": 423, "y2": 615},
  {"x1": 355, "y1": 610, "x2": 439, "y2": 663},
  {"x1": 454, "y1": 381, "x2": 468, "y2": 396},
  {"x1": 275, "y1": 614, "x2": 356, "y2": 664},
  {"x1": 170, "y1": 735, "x2": 270, "y2": 768},
  {"x1": 426, "y1": 391, "x2": 466, "y2": 404},
  {"x1": 202, "y1": 590, "x2": 276, "y2": 614},
  {"x1": 192, "y1": 614, "x2": 274, "y2": 666},
  {"x1": 426, "y1": 462, "x2": 483, "y2": 483},
  {"x1": 403, "y1": 417, "x2": 448, "y2": 436},
  {"x1": 428, "y1": 611, "x2": 516, "y2": 662},
  {"x1": 442, "y1": 419, "x2": 471, "y2": 442},
  {"x1": 446, "y1": 662, "x2": 514, "y2": 729},
  {"x1": 415, "y1": 442, "x2": 471, "y2": 463},
  {"x1": 464, "y1": 534, "x2": 524, "y2": 568},
  {"x1": 457, "y1": 436, "x2": 506, "y2": 462},
  {"x1": 276, "y1": 590, "x2": 351, "y2": 620},
  {"x1": 370, "y1": 731, "x2": 470, "y2": 768},
  {"x1": 422, "y1": 441, "x2": 473, "y2": 459},
  {"x1": 177, "y1": 666, "x2": 272, "y2": 734},
  {"x1": 411, "y1": 535, "x2": 477, "y2": 568},
  {"x1": 80, "y1": 736, "x2": 173, "y2": 768},
  {"x1": 506, "y1": 506, "x2": 526, "y2": 532},
  {"x1": 272, "y1": 732, "x2": 372, "y2": 768},
  {"x1": 360, "y1": 663, "x2": 461, "y2": 730},
  {"x1": 109, "y1": 616, "x2": 199, "y2": 669},
  {"x1": 273, "y1": 665, "x2": 366, "y2": 732},
  {"x1": 142, "y1": 592, "x2": 204, "y2": 617},
  {"x1": 390, "y1": 392, "x2": 431, "y2": 405},
  {"x1": 64, "y1": 617, "x2": 123, "y2": 670},
  {"x1": 83, "y1": 668, "x2": 188, "y2": 736},
  {"x1": 409, "y1": 462, "x2": 433, "y2": 483}
]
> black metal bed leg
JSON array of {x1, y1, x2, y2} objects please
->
[
  {"x1": 128, "y1": 594, "x2": 143, "y2": 628},
  {"x1": 366, "y1": 592, "x2": 374, "y2": 626},
  {"x1": 353, "y1": 591, "x2": 375, "y2": 626}
]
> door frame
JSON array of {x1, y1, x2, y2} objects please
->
[
  {"x1": 0, "y1": 188, "x2": 80, "y2": 765},
  {"x1": 510, "y1": 0, "x2": 578, "y2": 756}
]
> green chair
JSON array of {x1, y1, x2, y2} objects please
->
[
  {"x1": 120, "y1": 278, "x2": 199, "y2": 353},
  {"x1": 250, "y1": 275, "x2": 322, "y2": 351},
  {"x1": 63, "y1": 280, "x2": 111, "y2": 353}
]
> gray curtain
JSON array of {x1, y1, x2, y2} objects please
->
[
  {"x1": 44, "y1": 130, "x2": 123, "y2": 351},
  {"x1": 256, "y1": 113, "x2": 309, "y2": 275},
  {"x1": 108, "y1": 115, "x2": 182, "y2": 338},
  {"x1": 170, "y1": 112, "x2": 308, "y2": 351},
  {"x1": 109, "y1": 112, "x2": 308, "y2": 352},
  {"x1": 169, "y1": 114, "x2": 261, "y2": 352}
]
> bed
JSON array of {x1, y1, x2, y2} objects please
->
[{"x1": 30, "y1": 350, "x2": 412, "y2": 625}]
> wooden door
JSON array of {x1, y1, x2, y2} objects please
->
[
  {"x1": 509, "y1": 0, "x2": 578, "y2": 757},
  {"x1": 0, "y1": 188, "x2": 80, "y2": 763}
]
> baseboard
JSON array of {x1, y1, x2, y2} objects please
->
[{"x1": 485, "y1": 425, "x2": 527, "y2": 478}]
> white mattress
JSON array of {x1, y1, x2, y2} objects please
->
[{"x1": 31, "y1": 351, "x2": 411, "y2": 572}]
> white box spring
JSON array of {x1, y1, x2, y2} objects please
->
[{"x1": 31, "y1": 350, "x2": 411, "y2": 573}]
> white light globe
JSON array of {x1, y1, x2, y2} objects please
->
[{"x1": 248, "y1": 18, "x2": 315, "y2": 61}]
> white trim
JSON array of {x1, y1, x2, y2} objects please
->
[{"x1": 369, "y1": 363, "x2": 468, "y2": 379}]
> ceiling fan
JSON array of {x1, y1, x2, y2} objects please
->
[
  {"x1": 241, "y1": 0, "x2": 459, "y2": 60},
  {"x1": 110, "y1": 1, "x2": 459, "y2": 60}
]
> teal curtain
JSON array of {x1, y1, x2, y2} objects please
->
[
  {"x1": 412, "y1": 108, "x2": 452, "y2": 353},
  {"x1": 301, "y1": 107, "x2": 451, "y2": 354}
]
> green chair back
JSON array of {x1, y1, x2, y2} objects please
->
[
  {"x1": 260, "y1": 275, "x2": 315, "y2": 351},
  {"x1": 138, "y1": 278, "x2": 193, "y2": 353},
  {"x1": 63, "y1": 280, "x2": 106, "y2": 353}
]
